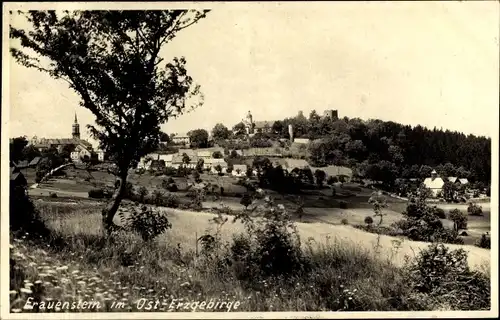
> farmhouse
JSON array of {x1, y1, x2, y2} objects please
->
[
  {"x1": 232, "y1": 164, "x2": 248, "y2": 177},
  {"x1": 293, "y1": 138, "x2": 310, "y2": 144},
  {"x1": 210, "y1": 159, "x2": 228, "y2": 174},
  {"x1": 171, "y1": 133, "x2": 190, "y2": 145},
  {"x1": 70, "y1": 144, "x2": 93, "y2": 162},
  {"x1": 149, "y1": 160, "x2": 166, "y2": 171},
  {"x1": 197, "y1": 150, "x2": 212, "y2": 161},
  {"x1": 254, "y1": 121, "x2": 275, "y2": 134},
  {"x1": 423, "y1": 170, "x2": 445, "y2": 197}
]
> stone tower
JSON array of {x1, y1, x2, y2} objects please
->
[
  {"x1": 323, "y1": 109, "x2": 339, "y2": 120},
  {"x1": 244, "y1": 111, "x2": 254, "y2": 134},
  {"x1": 72, "y1": 113, "x2": 80, "y2": 140},
  {"x1": 288, "y1": 124, "x2": 294, "y2": 142}
]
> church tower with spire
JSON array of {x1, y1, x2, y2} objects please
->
[{"x1": 72, "y1": 113, "x2": 81, "y2": 140}]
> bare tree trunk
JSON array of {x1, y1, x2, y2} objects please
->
[{"x1": 101, "y1": 173, "x2": 127, "y2": 235}]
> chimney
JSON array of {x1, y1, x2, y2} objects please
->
[{"x1": 288, "y1": 124, "x2": 294, "y2": 142}]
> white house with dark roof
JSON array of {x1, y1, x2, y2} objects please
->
[
  {"x1": 232, "y1": 164, "x2": 248, "y2": 177},
  {"x1": 423, "y1": 170, "x2": 445, "y2": 197},
  {"x1": 171, "y1": 133, "x2": 190, "y2": 145}
]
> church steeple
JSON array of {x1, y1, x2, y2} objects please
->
[{"x1": 72, "y1": 112, "x2": 80, "y2": 140}]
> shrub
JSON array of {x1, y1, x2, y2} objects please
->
[
  {"x1": 165, "y1": 183, "x2": 178, "y2": 192},
  {"x1": 162, "y1": 193, "x2": 180, "y2": 208},
  {"x1": 10, "y1": 185, "x2": 50, "y2": 238},
  {"x1": 341, "y1": 218, "x2": 349, "y2": 225},
  {"x1": 476, "y1": 233, "x2": 491, "y2": 249},
  {"x1": 230, "y1": 196, "x2": 307, "y2": 278},
  {"x1": 121, "y1": 204, "x2": 172, "y2": 242},
  {"x1": 35, "y1": 170, "x2": 45, "y2": 183},
  {"x1": 152, "y1": 190, "x2": 164, "y2": 206},
  {"x1": 338, "y1": 201, "x2": 348, "y2": 209},
  {"x1": 192, "y1": 171, "x2": 202, "y2": 183},
  {"x1": 327, "y1": 176, "x2": 338, "y2": 185},
  {"x1": 364, "y1": 216, "x2": 374, "y2": 226},
  {"x1": 467, "y1": 202, "x2": 483, "y2": 216},
  {"x1": 448, "y1": 208, "x2": 468, "y2": 231},
  {"x1": 398, "y1": 196, "x2": 464, "y2": 245},
  {"x1": 163, "y1": 167, "x2": 177, "y2": 176},
  {"x1": 240, "y1": 192, "x2": 253, "y2": 209},
  {"x1": 406, "y1": 243, "x2": 490, "y2": 310},
  {"x1": 137, "y1": 186, "x2": 149, "y2": 203},
  {"x1": 88, "y1": 188, "x2": 105, "y2": 199},
  {"x1": 432, "y1": 206, "x2": 446, "y2": 219}
]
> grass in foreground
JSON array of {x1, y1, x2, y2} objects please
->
[{"x1": 9, "y1": 200, "x2": 491, "y2": 313}]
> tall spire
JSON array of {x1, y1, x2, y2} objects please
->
[{"x1": 72, "y1": 112, "x2": 81, "y2": 140}]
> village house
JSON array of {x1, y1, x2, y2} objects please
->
[
  {"x1": 293, "y1": 138, "x2": 310, "y2": 144},
  {"x1": 158, "y1": 154, "x2": 174, "y2": 166},
  {"x1": 32, "y1": 114, "x2": 97, "y2": 163},
  {"x1": 70, "y1": 144, "x2": 93, "y2": 162},
  {"x1": 210, "y1": 158, "x2": 228, "y2": 174},
  {"x1": 197, "y1": 150, "x2": 212, "y2": 161},
  {"x1": 171, "y1": 133, "x2": 190, "y2": 146},
  {"x1": 423, "y1": 170, "x2": 445, "y2": 197},
  {"x1": 232, "y1": 164, "x2": 248, "y2": 177},
  {"x1": 149, "y1": 159, "x2": 166, "y2": 171}
]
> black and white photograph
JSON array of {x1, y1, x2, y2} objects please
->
[{"x1": 2, "y1": 1, "x2": 498, "y2": 318}]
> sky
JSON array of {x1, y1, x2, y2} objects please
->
[{"x1": 7, "y1": 1, "x2": 499, "y2": 147}]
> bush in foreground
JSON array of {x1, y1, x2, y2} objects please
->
[{"x1": 406, "y1": 243, "x2": 490, "y2": 310}]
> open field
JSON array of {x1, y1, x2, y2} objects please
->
[
  {"x1": 28, "y1": 166, "x2": 492, "y2": 247},
  {"x1": 37, "y1": 200, "x2": 490, "y2": 271}
]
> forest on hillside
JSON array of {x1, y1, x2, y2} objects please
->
[{"x1": 247, "y1": 111, "x2": 491, "y2": 184}]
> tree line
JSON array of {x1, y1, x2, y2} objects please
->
[{"x1": 206, "y1": 110, "x2": 490, "y2": 185}]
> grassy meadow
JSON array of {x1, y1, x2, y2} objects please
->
[{"x1": 9, "y1": 197, "x2": 491, "y2": 313}]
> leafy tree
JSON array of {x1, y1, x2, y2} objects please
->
[
  {"x1": 60, "y1": 144, "x2": 76, "y2": 160},
  {"x1": 271, "y1": 120, "x2": 285, "y2": 136},
  {"x1": 314, "y1": 169, "x2": 326, "y2": 187},
  {"x1": 10, "y1": 136, "x2": 29, "y2": 163},
  {"x1": 467, "y1": 203, "x2": 483, "y2": 216},
  {"x1": 345, "y1": 139, "x2": 366, "y2": 161},
  {"x1": 41, "y1": 147, "x2": 65, "y2": 170},
  {"x1": 10, "y1": 10, "x2": 208, "y2": 233},
  {"x1": 364, "y1": 216, "x2": 374, "y2": 226},
  {"x1": 22, "y1": 145, "x2": 42, "y2": 162},
  {"x1": 442, "y1": 181, "x2": 458, "y2": 203},
  {"x1": 188, "y1": 129, "x2": 209, "y2": 148},
  {"x1": 212, "y1": 151, "x2": 223, "y2": 159},
  {"x1": 419, "y1": 165, "x2": 433, "y2": 179},
  {"x1": 159, "y1": 132, "x2": 171, "y2": 143},
  {"x1": 212, "y1": 123, "x2": 231, "y2": 140},
  {"x1": 448, "y1": 209, "x2": 468, "y2": 231},
  {"x1": 232, "y1": 122, "x2": 247, "y2": 137},
  {"x1": 182, "y1": 153, "x2": 191, "y2": 166},
  {"x1": 240, "y1": 192, "x2": 253, "y2": 209},
  {"x1": 230, "y1": 149, "x2": 239, "y2": 158},
  {"x1": 196, "y1": 158, "x2": 204, "y2": 172},
  {"x1": 214, "y1": 164, "x2": 222, "y2": 175},
  {"x1": 192, "y1": 170, "x2": 202, "y2": 183}
]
